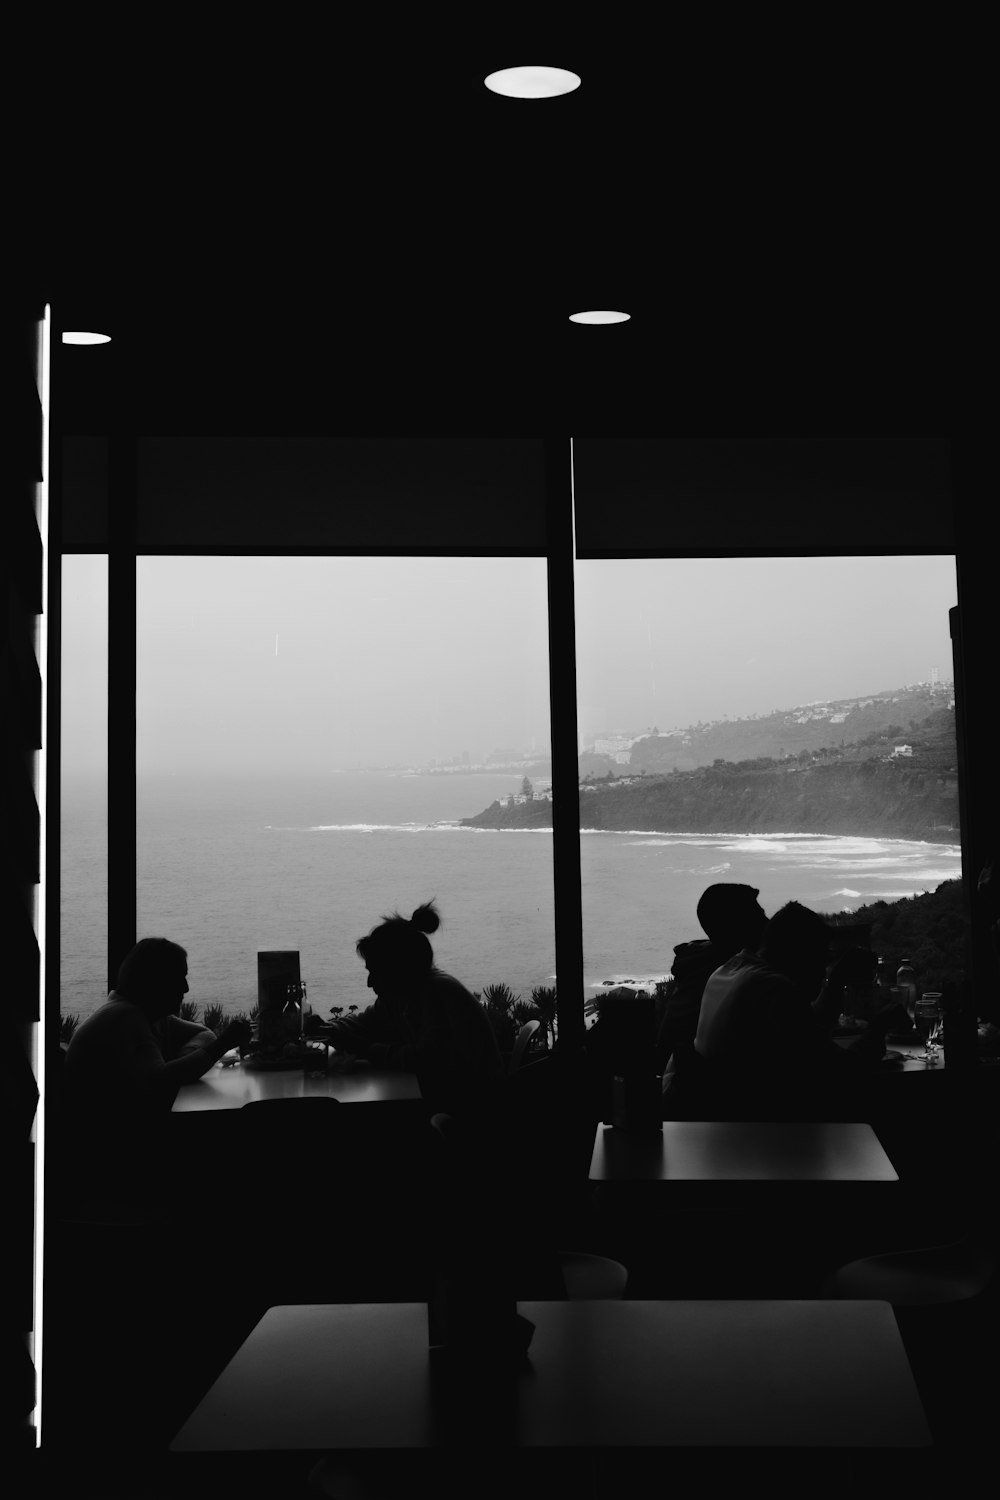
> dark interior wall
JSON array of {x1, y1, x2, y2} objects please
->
[
  {"x1": 62, "y1": 437, "x2": 957, "y2": 558},
  {"x1": 573, "y1": 439, "x2": 955, "y2": 556},
  {"x1": 7, "y1": 311, "x2": 46, "y2": 1448},
  {"x1": 950, "y1": 442, "x2": 997, "y2": 1007}
]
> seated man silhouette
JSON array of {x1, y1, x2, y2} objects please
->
[
  {"x1": 655, "y1": 883, "x2": 768, "y2": 1081},
  {"x1": 62, "y1": 937, "x2": 251, "y2": 1218},
  {"x1": 668, "y1": 901, "x2": 902, "y2": 1120}
]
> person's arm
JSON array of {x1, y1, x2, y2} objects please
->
[
  {"x1": 372, "y1": 1012, "x2": 454, "y2": 1072},
  {"x1": 325, "y1": 998, "x2": 389, "y2": 1054},
  {"x1": 363, "y1": 983, "x2": 454, "y2": 1072},
  {"x1": 145, "y1": 1019, "x2": 253, "y2": 1089},
  {"x1": 160, "y1": 1014, "x2": 220, "y2": 1060}
]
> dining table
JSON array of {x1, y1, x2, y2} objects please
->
[
  {"x1": 834, "y1": 1033, "x2": 947, "y2": 1074},
  {"x1": 586, "y1": 1117, "x2": 907, "y2": 1302},
  {"x1": 589, "y1": 1118, "x2": 899, "y2": 1183},
  {"x1": 167, "y1": 1298, "x2": 931, "y2": 1485},
  {"x1": 171, "y1": 1054, "x2": 423, "y2": 1111}
]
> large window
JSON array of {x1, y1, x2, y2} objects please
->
[
  {"x1": 573, "y1": 555, "x2": 961, "y2": 997},
  {"x1": 58, "y1": 439, "x2": 970, "y2": 1033},
  {"x1": 60, "y1": 556, "x2": 108, "y2": 1028},
  {"x1": 134, "y1": 556, "x2": 555, "y2": 1021}
]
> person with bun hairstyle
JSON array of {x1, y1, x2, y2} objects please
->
[{"x1": 325, "y1": 900, "x2": 505, "y2": 1118}]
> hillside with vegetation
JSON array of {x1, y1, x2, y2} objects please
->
[
  {"x1": 828, "y1": 879, "x2": 969, "y2": 996},
  {"x1": 463, "y1": 704, "x2": 959, "y2": 843},
  {"x1": 587, "y1": 682, "x2": 954, "y2": 777}
]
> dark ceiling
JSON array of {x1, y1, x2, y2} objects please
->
[{"x1": 19, "y1": 18, "x2": 960, "y2": 432}]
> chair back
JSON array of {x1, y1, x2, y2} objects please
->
[
  {"x1": 237, "y1": 1097, "x2": 342, "y2": 1199},
  {"x1": 509, "y1": 1019, "x2": 541, "y2": 1073},
  {"x1": 558, "y1": 1250, "x2": 629, "y2": 1300}
]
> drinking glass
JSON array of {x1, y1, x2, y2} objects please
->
[
  {"x1": 302, "y1": 1039, "x2": 329, "y2": 1079},
  {"x1": 914, "y1": 996, "x2": 942, "y2": 1063}
]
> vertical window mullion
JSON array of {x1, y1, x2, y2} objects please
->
[
  {"x1": 107, "y1": 434, "x2": 137, "y2": 992},
  {"x1": 544, "y1": 438, "x2": 584, "y2": 1053}
]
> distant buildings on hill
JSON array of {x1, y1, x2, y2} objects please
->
[{"x1": 581, "y1": 679, "x2": 954, "y2": 766}]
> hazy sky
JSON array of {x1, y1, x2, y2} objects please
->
[
  {"x1": 575, "y1": 556, "x2": 958, "y2": 736},
  {"x1": 61, "y1": 553, "x2": 957, "y2": 777}
]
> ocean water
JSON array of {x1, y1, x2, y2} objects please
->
[{"x1": 60, "y1": 772, "x2": 962, "y2": 1022}]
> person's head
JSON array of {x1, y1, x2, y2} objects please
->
[
  {"x1": 356, "y1": 900, "x2": 440, "y2": 996},
  {"x1": 759, "y1": 902, "x2": 831, "y2": 997},
  {"x1": 115, "y1": 937, "x2": 189, "y2": 1019},
  {"x1": 696, "y1": 884, "x2": 767, "y2": 955}
]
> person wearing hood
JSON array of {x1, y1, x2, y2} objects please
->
[{"x1": 655, "y1": 884, "x2": 768, "y2": 1080}]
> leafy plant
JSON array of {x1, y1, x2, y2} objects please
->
[
  {"x1": 179, "y1": 1000, "x2": 200, "y2": 1023},
  {"x1": 480, "y1": 983, "x2": 518, "y2": 1053},
  {"x1": 202, "y1": 1003, "x2": 226, "y2": 1035},
  {"x1": 530, "y1": 985, "x2": 557, "y2": 1048},
  {"x1": 511, "y1": 998, "x2": 540, "y2": 1027},
  {"x1": 59, "y1": 1013, "x2": 80, "y2": 1045}
]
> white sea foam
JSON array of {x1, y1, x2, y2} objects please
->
[
  {"x1": 589, "y1": 974, "x2": 673, "y2": 991},
  {"x1": 304, "y1": 821, "x2": 468, "y2": 833},
  {"x1": 64, "y1": 771, "x2": 965, "y2": 1024}
]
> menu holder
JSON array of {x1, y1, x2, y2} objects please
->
[{"x1": 256, "y1": 950, "x2": 303, "y2": 1048}]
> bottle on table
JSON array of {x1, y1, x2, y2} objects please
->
[
  {"x1": 896, "y1": 958, "x2": 918, "y2": 1022},
  {"x1": 281, "y1": 980, "x2": 304, "y2": 1041},
  {"x1": 914, "y1": 992, "x2": 943, "y2": 1061}
]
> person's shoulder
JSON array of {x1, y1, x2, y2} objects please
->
[
  {"x1": 428, "y1": 969, "x2": 473, "y2": 998},
  {"x1": 704, "y1": 950, "x2": 780, "y2": 1001},
  {"x1": 671, "y1": 939, "x2": 717, "y2": 970},
  {"x1": 69, "y1": 996, "x2": 128, "y2": 1037},
  {"x1": 709, "y1": 950, "x2": 761, "y2": 981},
  {"x1": 732, "y1": 950, "x2": 783, "y2": 979}
]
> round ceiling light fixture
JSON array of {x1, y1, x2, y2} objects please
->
[
  {"x1": 484, "y1": 66, "x2": 581, "y2": 98},
  {"x1": 568, "y1": 311, "x2": 631, "y2": 324},
  {"x1": 61, "y1": 331, "x2": 112, "y2": 344}
]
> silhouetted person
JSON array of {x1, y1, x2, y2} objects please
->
[
  {"x1": 325, "y1": 900, "x2": 505, "y2": 1118},
  {"x1": 655, "y1": 883, "x2": 768, "y2": 1078},
  {"x1": 678, "y1": 901, "x2": 903, "y2": 1120},
  {"x1": 61, "y1": 937, "x2": 251, "y2": 1218}
]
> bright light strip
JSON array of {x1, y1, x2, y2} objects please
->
[
  {"x1": 61, "y1": 331, "x2": 111, "y2": 345},
  {"x1": 568, "y1": 311, "x2": 631, "y2": 324},
  {"x1": 484, "y1": 65, "x2": 581, "y2": 98},
  {"x1": 34, "y1": 303, "x2": 52, "y2": 1447}
]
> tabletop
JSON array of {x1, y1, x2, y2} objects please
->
[
  {"x1": 589, "y1": 1119, "x2": 899, "y2": 1182},
  {"x1": 169, "y1": 1299, "x2": 930, "y2": 1452},
  {"x1": 834, "y1": 1035, "x2": 946, "y2": 1074},
  {"x1": 171, "y1": 1058, "x2": 423, "y2": 1111}
]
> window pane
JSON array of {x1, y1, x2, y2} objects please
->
[
  {"x1": 573, "y1": 556, "x2": 962, "y2": 1005},
  {"x1": 60, "y1": 556, "x2": 108, "y2": 1029},
  {"x1": 135, "y1": 557, "x2": 555, "y2": 1028}
]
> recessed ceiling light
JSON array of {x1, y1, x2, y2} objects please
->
[
  {"x1": 62, "y1": 331, "x2": 112, "y2": 344},
  {"x1": 568, "y1": 311, "x2": 631, "y2": 325},
  {"x1": 484, "y1": 66, "x2": 581, "y2": 99}
]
